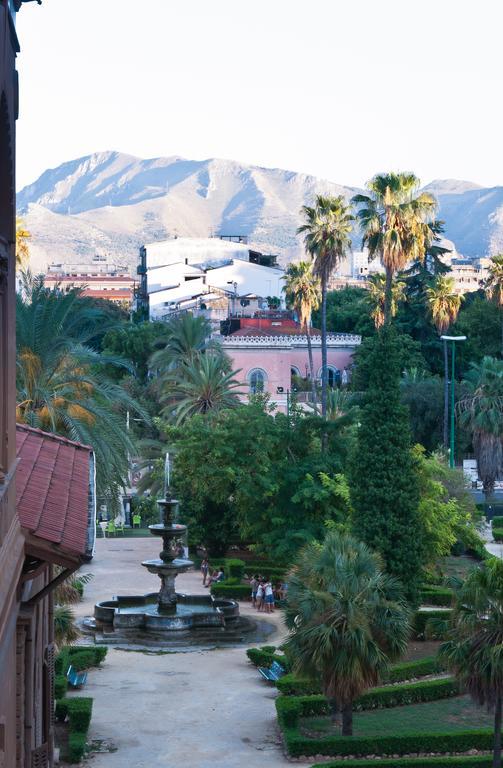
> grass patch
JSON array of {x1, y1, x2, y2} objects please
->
[
  {"x1": 440, "y1": 555, "x2": 479, "y2": 580},
  {"x1": 301, "y1": 696, "x2": 493, "y2": 738}
]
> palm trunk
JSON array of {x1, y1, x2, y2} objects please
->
[
  {"x1": 321, "y1": 278, "x2": 328, "y2": 418},
  {"x1": 443, "y1": 337, "x2": 449, "y2": 449},
  {"x1": 342, "y1": 703, "x2": 353, "y2": 736},
  {"x1": 384, "y1": 266, "x2": 393, "y2": 325},
  {"x1": 306, "y1": 319, "x2": 317, "y2": 414},
  {"x1": 493, "y1": 693, "x2": 502, "y2": 768}
]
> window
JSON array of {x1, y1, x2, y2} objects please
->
[
  {"x1": 249, "y1": 369, "x2": 266, "y2": 394},
  {"x1": 290, "y1": 366, "x2": 301, "y2": 378},
  {"x1": 317, "y1": 366, "x2": 340, "y2": 388}
]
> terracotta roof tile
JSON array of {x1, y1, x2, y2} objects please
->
[{"x1": 16, "y1": 424, "x2": 94, "y2": 556}]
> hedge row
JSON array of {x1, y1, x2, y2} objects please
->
[
  {"x1": 412, "y1": 609, "x2": 452, "y2": 639},
  {"x1": 246, "y1": 646, "x2": 290, "y2": 670},
  {"x1": 55, "y1": 674, "x2": 68, "y2": 699},
  {"x1": 211, "y1": 583, "x2": 251, "y2": 600},
  {"x1": 283, "y1": 726, "x2": 496, "y2": 759},
  {"x1": 492, "y1": 516, "x2": 503, "y2": 528},
  {"x1": 420, "y1": 586, "x2": 454, "y2": 607},
  {"x1": 493, "y1": 528, "x2": 503, "y2": 543},
  {"x1": 310, "y1": 756, "x2": 492, "y2": 768},
  {"x1": 55, "y1": 645, "x2": 107, "y2": 676},
  {"x1": 55, "y1": 697, "x2": 93, "y2": 733},
  {"x1": 277, "y1": 656, "x2": 445, "y2": 695}
]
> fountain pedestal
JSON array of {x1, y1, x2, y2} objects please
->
[{"x1": 141, "y1": 498, "x2": 193, "y2": 610}]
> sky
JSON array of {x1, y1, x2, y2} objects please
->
[{"x1": 15, "y1": 0, "x2": 503, "y2": 191}]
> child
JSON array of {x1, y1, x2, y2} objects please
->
[
  {"x1": 255, "y1": 580, "x2": 264, "y2": 611},
  {"x1": 264, "y1": 579, "x2": 274, "y2": 613},
  {"x1": 250, "y1": 574, "x2": 259, "y2": 607}
]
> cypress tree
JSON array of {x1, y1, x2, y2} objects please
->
[{"x1": 349, "y1": 327, "x2": 423, "y2": 603}]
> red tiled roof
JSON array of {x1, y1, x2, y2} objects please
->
[
  {"x1": 16, "y1": 424, "x2": 93, "y2": 557},
  {"x1": 230, "y1": 326, "x2": 321, "y2": 337}
]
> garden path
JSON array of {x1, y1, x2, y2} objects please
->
[{"x1": 74, "y1": 537, "x2": 292, "y2": 768}]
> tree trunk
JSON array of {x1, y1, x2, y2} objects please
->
[
  {"x1": 342, "y1": 703, "x2": 353, "y2": 736},
  {"x1": 306, "y1": 320, "x2": 318, "y2": 414},
  {"x1": 493, "y1": 693, "x2": 502, "y2": 768},
  {"x1": 321, "y1": 278, "x2": 328, "y2": 451},
  {"x1": 443, "y1": 337, "x2": 449, "y2": 449},
  {"x1": 384, "y1": 266, "x2": 393, "y2": 325}
]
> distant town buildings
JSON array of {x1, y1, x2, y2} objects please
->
[{"x1": 43, "y1": 257, "x2": 135, "y2": 306}]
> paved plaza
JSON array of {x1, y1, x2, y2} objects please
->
[{"x1": 74, "y1": 537, "x2": 292, "y2": 768}]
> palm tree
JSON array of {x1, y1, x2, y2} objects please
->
[
  {"x1": 366, "y1": 272, "x2": 405, "y2": 329},
  {"x1": 426, "y1": 275, "x2": 464, "y2": 449},
  {"x1": 458, "y1": 357, "x2": 503, "y2": 501},
  {"x1": 485, "y1": 253, "x2": 503, "y2": 357},
  {"x1": 160, "y1": 353, "x2": 243, "y2": 423},
  {"x1": 284, "y1": 531, "x2": 410, "y2": 736},
  {"x1": 352, "y1": 173, "x2": 437, "y2": 324},
  {"x1": 16, "y1": 216, "x2": 31, "y2": 268},
  {"x1": 283, "y1": 261, "x2": 321, "y2": 411},
  {"x1": 150, "y1": 313, "x2": 219, "y2": 372},
  {"x1": 440, "y1": 558, "x2": 503, "y2": 768},
  {"x1": 297, "y1": 196, "x2": 353, "y2": 419},
  {"x1": 16, "y1": 275, "x2": 145, "y2": 511}
]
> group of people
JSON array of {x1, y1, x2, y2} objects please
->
[{"x1": 249, "y1": 575, "x2": 287, "y2": 613}]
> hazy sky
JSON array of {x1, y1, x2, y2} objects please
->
[{"x1": 15, "y1": 0, "x2": 503, "y2": 191}]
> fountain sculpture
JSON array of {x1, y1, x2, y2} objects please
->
[{"x1": 92, "y1": 454, "x2": 249, "y2": 644}]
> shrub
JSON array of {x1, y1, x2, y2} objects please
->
[
  {"x1": 283, "y1": 727, "x2": 496, "y2": 758},
  {"x1": 383, "y1": 656, "x2": 444, "y2": 683},
  {"x1": 412, "y1": 609, "x2": 452, "y2": 639},
  {"x1": 246, "y1": 646, "x2": 290, "y2": 669},
  {"x1": 67, "y1": 645, "x2": 107, "y2": 669},
  {"x1": 55, "y1": 647, "x2": 71, "y2": 676},
  {"x1": 276, "y1": 673, "x2": 320, "y2": 696},
  {"x1": 225, "y1": 558, "x2": 246, "y2": 579},
  {"x1": 493, "y1": 528, "x2": 503, "y2": 542},
  {"x1": 67, "y1": 731, "x2": 87, "y2": 764},
  {"x1": 276, "y1": 694, "x2": 327, "y2": 728},
  {"x1": 211, "y1": 583, "x2": 251, "y2": 600},
  {"x1": 420, "y1": 586, "x2": 453, "y2": 607},
  {"x1": 354, "y1": 678, "x2": 459, "y2": 710},
  {"x1": 310, "y1": 756, "x2": 492, "y2": 768},
  {"x1": 492, "y1": 515, "x2": 503, "y2": 528},
  {"x1": 54, "y1": 674, "x2": 68, "y2": 699}
]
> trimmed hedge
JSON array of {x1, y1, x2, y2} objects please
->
[
  {"x1": 420, "y1": 586, "x2": 454, "y2": 607},
  {"x1": 55, "y1": 697, "x2": 93, "y2": 732},
  {"x1": 56, "y1": 645, "x2": 107, "y2": 675},
  {"x1": 55, "y1": 674, "x2": 68, "y2": 699},
  {"x1": 354, "y1": 678, "x2": 459, "y2": 710},
  {"x1": 283, "y1": 726, "x2": 496, "y2": 759},
  {"x1": 310, "y1": 756, "x2": 492, "y2": 768},
  {"x1": 493, "y1": 528, "x2": 503, "y2": 543},
  {"x1": 276, "y1": 674, "x2": 320, "y2": 696},
  {"x1": 492, "y1": 515, "x2": 503, "y2": 528},
  {"x1": 412, "y1": 609, "x2": 452, "y2": 639},
  {"x1": 68, "y1": 732, "x2": 87, "y2": 764},
  {"x1": 246, "y1": 646, "x2": 290, "y2": 669},
  {"x1": 211, "y1": 582, "x2": 251, "y2": 600},
  {"x1": 225, "y1": 558, "x2": 246, "y2": 579}
]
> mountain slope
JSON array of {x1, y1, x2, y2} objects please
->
[{"x1": 17, "y1": 151, "x2": 503, "y2": 271}]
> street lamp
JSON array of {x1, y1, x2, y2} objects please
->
[{"x1": 440, "y1": 335, "x2": 466, "y2": 468}]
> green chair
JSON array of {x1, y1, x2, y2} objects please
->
[
  {"x1": 106, "y1": 520, "x2": 116, "y2": 536},
  {"x1": 132, "y1": 514, "x2": 141, "y2": 528},
  {"x1": 115, "y1": 521, "x2": 125, "y2": 535}
]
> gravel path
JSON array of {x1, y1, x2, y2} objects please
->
[{"x1": 73, "y1": 537, "x2": 293, "y2": 768}]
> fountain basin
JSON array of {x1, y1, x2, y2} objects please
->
[{"x1": 94, "y1": 592, "x2": 239, "y2": 632}]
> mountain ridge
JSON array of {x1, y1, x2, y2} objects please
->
[{"x1": 17, "y1": 151, "x2": 503, "y2": 272}]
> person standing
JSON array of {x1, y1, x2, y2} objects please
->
[
  {"x1": 201, "y1": 558, "x2": 209, "y2": 586},
  {"x1": 256, "y1": 580, "x2": 264, "y2": 611},
  {"x1": 250, "y1": 574, "x2": 258, "y2": 607},
  {"x1": 264, "y1": 579, "x2": 275, "y2": 613}
]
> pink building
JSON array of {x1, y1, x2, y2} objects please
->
[{"x1": 221, "y1": 319, "x2": 360, "y2": 411}]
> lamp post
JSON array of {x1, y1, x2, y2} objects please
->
[{"x1": 440, "y1": 335, "x2": 466, "y2": 468}]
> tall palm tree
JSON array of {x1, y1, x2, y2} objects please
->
[
  {"x1": 150, "y1": 313, "x2": 218, "y2": 372},
  {"x1": 366, "y1": 272, "x2": 405, "y2": 329},
  {"x1": 160, "y1": 353, "x2": 243, "y2": 424},
  {"x1": 426, "y1": 275, "x2": 464, "y2": 449},
  {"x1": 16, "y1": 275, "x2": 145, "y2": 510},
  {"x1": 297, "y1": 196, "x2": 353, "y2": 419},
  {"x1": 440, "y1": 558, "x2": 503, "y2": 768},
  {"x1": 284, "y1": 531, "x2": 410, "y2": 736},
  {"x1": 458, "y1": 357, "x2": 503, "y2": 501},
  {"x1": 352, "y1": 173, "x2": 437, "y2": 324},
  {"x1": 485, "y1": 253, "x2": 503, "y2": 357},
  {"x1": 16, "y1": 216, "x2": 31, "y2": 268},
  {"x1": 283, "y1": 261, "x2": 321, "y2": 411}
]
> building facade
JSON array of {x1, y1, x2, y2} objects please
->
[{"x1": 44, "y1": 261, "x2": 134, "y2": 307}]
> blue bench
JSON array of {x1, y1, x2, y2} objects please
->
[
  {"x1": 67, "y1": 665, "x2": 88, "y2": 688},
  {"x1": 258, "y1": 660, "x2": 285, "y2": 682}
]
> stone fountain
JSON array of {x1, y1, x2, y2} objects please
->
[{"x1": 91, "y1": 454, "x2": 270, "y2": 647}]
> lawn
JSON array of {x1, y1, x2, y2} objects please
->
[
  {"x1": 300, "y1": 696, "x2": 494, "y2": 739},
  {"x1": 440, "y1": 555, "x2": 479, "y2": 581}
]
